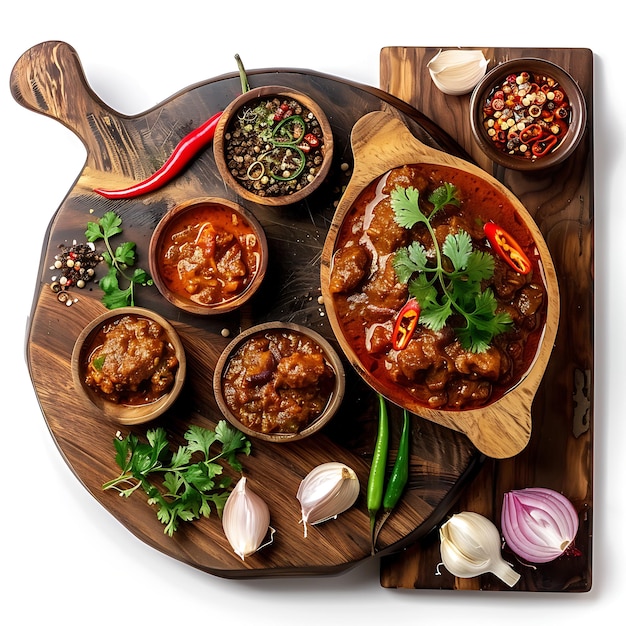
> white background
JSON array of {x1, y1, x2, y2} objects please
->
[{"x1": 2, "y1": 2, "x2": 622, "y2": 623}]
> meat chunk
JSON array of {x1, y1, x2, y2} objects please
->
[
  {"x1": 366, "y1": 197, "x2": 410, "y2": 254},
  {"x1": 330, "y1": 245, "x2": 370, "y2": 294},
  {"x1": 445, "y1": 341, "x2": 503, "y2": 381}
]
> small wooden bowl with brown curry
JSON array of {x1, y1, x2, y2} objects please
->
[
  {"x1": 71, "y1": 307, "x2": 186, "y2": 425},
  {"x1": 320, "y1": 111, "x2": 560, "y2": 459},
  {"x1": 213, "y1": 322, "x2": 345, "y2": 442}
]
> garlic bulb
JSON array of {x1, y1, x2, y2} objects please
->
[
  {"x1": 439, "y1": 512, "x2": 521, "y2": 587},
  {"x1": 222, "y1": 476, "x2": 272, "y2": 560},
  {"x1": 297, "y1": 462, "x2": 360, "y2": 537},
  {"x1": 427, "y1": 49, "x2": 488, "y2": 96}
]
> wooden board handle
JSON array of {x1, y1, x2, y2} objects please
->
[{"x1": 10, "y1": 41, "x2": 118, "y2": 143}]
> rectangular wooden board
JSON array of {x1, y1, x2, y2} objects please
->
[{"x1": 379, "y1": 47, "x2": 593, "y2": 592}]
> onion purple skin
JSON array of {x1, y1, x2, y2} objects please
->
[{"x1": 501, "y1": 487, "x2": 579, "y2": 564}]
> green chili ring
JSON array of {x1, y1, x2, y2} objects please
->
[
  {"x1": 263, "y1": 146, "x2": 306, "y2": 182},
  {"x1": 271, "y1": 115, "x2": 307, "y2": 146}
]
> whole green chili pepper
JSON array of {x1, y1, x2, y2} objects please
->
[
  {"x1": 382, "y1": 409, "x2": 410, "y2": 513},
  {"x1": 367, "y1": 394, "x2": 389, "y2": 552}
]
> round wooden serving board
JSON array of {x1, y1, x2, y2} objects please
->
[{"x1": 13, "y1": 41, "x2": 483, "y2": 578}]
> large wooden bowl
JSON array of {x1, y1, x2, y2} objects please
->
[{"x1": 320, "y1": 111, "x2": 560, "y2": 459}]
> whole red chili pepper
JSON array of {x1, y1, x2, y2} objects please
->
[
  {"x1": 93, "y1": 110, "x2": 223, "y2": 199},
  {"x1": 484, "y1": 222, "x2": 531, "y2": 275},
  {"x1": 392, "y1": 298, "x2": 421, "y2": 350}
]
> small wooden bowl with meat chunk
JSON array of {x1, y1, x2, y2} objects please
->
[
  {"x1": 320, "y1": 111, "x2": 560, "y2": 459},
  {"x1": 213, "y1": 322, "x2": 345, "y2": 442},
  {"x1": 149, "y1": 197, "x2": 268, "y2": 315},
  {"x1": 71, "y1": 307, "x2": 186, "y2": 425}
]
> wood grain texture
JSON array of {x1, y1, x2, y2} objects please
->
[
  {"x1": 379, "y1": 46, "x2": 593, "y2": 592},
  {"x1": 14, "y1": 41, "x2": 483, "y2": 578}
]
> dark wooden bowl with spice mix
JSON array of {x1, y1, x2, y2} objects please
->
[
  {"x1": 213, "y1": 86, "x2": 334, "y2": 206},
  {"x1": 469, "y1": 58, "x2": 587, "y2": 171},
  {"x1": 71, "y1": 307, "x2": 187, "y2": 425}
]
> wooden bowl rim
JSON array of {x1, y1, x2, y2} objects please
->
[
  {"x1": 469, "y1": 57, "x2": 587, "y2": 171},
  {"x1": 148, "y1": 196, "x2": 269, "y2": 315},
  {"x1": 212, "y1": 85, "x2": 334, "y2": 206},
  {"x1": 70, "y1": 306, "x2": 187, "y2": 425},
  {"x1": 213, "y1": 321, "x2": 346, "y2": 443}
]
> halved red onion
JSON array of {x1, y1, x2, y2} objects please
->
[{"x1": 501, "y1": 487, "x2": 579, "y2": 563}]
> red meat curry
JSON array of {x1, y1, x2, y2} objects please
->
[{"x1": 328, "y1": 164, "x2": 547, "y2": 411}]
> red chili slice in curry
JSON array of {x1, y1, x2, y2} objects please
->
[
  {"x1": 392, "y1": 298, "x2": 421, "y2": 350},
  {"x1": 484, "y1": 222, "x2": 532, "y2": 275}
]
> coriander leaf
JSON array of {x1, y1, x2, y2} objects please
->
[
  {"x1": 390, "y1": 182, "x2": 512, "y2": 352},
  {"x1": 442, "y1": 231, "x2": 472, "y2": 272},
  {"x1": 98, "y1": 265, "x2": 120, "y2": 294},
  {"x1": 85, "y1": 211, "x2": 152, "y2": 309},
  {"x1": 114, "y1": 241, "x2": 137, "y2": 267},
  {"x1": 131, "y1": 268, "x2": 153, "y2": 287},
  {"x1": 85, "y1": 220, "x2": 105, "y2": 242},
  {"x1": 103, "y1": 423, "x2": 251, "y2": 535},
  {"x1": 99, "y1": 211, "x2": 123, "y2": 238},
  {"x1": 169, "y1": 445, "x2": 193, "y2": 470},
  {"x1": 113, "y1": 432, "x2": 138, "y2": 473},
  {"x1": 101, "y1": 285, "x2": 133, "y2": 309},
  {"x1": 185, "y1": 424, "x2": 218, "y2": 458},
  {"x1": 465, "y1": 250, "x2": 495, "y2": 283},
  {"x1": 428, "y1": 182, "x2": 460, "y2": 214},
  {"x1": 215, "y1": 419, "x2": 252, "y2": 469},
  {"x1": 418, "y1": 298, "x2": 453, "y2": 332},
  {"x1": 393, "y1": 248, "x2": 420, "y2": 283},
  {"x1": 390, "y1": 186, "x2": 428, "y2": 229},
  {"x1": 407, "y1": 273, "x2": 439, "y2": 308}
]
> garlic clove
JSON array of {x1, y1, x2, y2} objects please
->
[
  {"x1": 296, "y1": 462, "x2": 360, "y2": 538},
  {"x1": 222, "y1": 476, "x2": 272, "y2": 561},
  {"x1": 427, "y1": 49, "x2": 488, "y2": 96},
  {"x1": 439, "y1": 512, "x2": 520, "y2": 587}
]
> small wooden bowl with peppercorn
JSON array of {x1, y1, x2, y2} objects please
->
[
  {"x1": 213, "y1": 322, "x2": 345, "y2": 443},
  {"x1": 71, "y1": 307, "x2": 186, "y2": 425},
  {"x1": 469, "y1": 58, "x2": 587, "y2": 171},
  {"x1": 213, "y1": 86, "x2": 334, "y2": 206}
]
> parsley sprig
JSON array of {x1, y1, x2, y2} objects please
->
[
  {"x1": 85, "y1": 211, "x2": 153, "y2": 309},
  {"x1": 392, "y1": 183, "x2": 512, "y2": 353},
  {"x1": 103, "y1": 422, "x2": 251, "y2": 536}
]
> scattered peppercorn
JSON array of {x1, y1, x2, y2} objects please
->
[{"x1": 49, "y1": 241, "x2": 102, "y2": 305}]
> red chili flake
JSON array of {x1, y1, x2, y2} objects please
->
[{"x1": 304, "y1": 133, "x2": 319, "y2": 148}]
